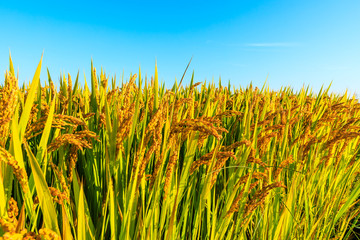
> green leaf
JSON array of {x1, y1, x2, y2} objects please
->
[
  {"x1": 0, "y1": 172, "x2": 5, "y2": 216},
  {"x1": 335, "y1": 175, "x2": 360, "y2": 223},
  {"x1": 15, "y1": 204, "x2": 25, "y2": 233},
  {"x1": 27, "y1": 95, "x2": 56, "y2": 209},
  {"x1": 19, "y1": 55, "x2": 43, "y2": 139},
  {"x1": 109, "y1": 178, "x2": 116, "y2": 240},
  {"x1": 153, "y1": 61, "x2": 158, "y2": 112},
  {"x1": 77, "y1": 183, "x2": 86, "y2": 240},
  {"x1": 37, "y1": 94, "x2": 56, "y2": 164},
  {"x1": 25, "y1": 142, "x2": 60, "y2": 234},
  {"x1": 73, "y1": 71, "x2": 80, "y2": 96},
  {"x1": 62, "y1": 205, "x2": 74, "y2": 240},
  {"x1": 9, "y1": 108, "x2": 35, "y2": 221},
  {"x1": 90, "y1": 60, "x2": 98, "y2": 114},
  {"x1": 9, "y1": 52, "x2": 15, "y2": 76},
  {"x1": 73, "y1": 171, "x2": 95, "y2": 239}
]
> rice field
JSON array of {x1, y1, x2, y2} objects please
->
[{"x1": 1, "y1": 56, "x2": 360, "y2": 239}]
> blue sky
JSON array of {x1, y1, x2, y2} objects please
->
[{"x1": 0, "y1": 0, "x2": 359, "y2": 95}]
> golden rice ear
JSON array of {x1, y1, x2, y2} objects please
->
[
  {"x1": 50, "y1": 161, "x2": 69, "y2": 200},
  {"x1": 0, "y1": 147, "x2": 29, "y2": 193},
  {"x1": 39, "y1": 228, "x2": 61, "y2": 240},
  {"x1": 0, "y1": 72, "x2": 19, "y2": 146},
  {"x1": 163, "y1": 151, "x2": 178, "y2": 201},
  {"x1": 274, "y1": 155, "x2": 295, "y2": 179},
  {"x1": 67, "y1": 146, "x2": 79, "y2": 183}
]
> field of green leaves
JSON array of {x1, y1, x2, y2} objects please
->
[{"x1": 1, "y1": 56, "x2": 360, "y2": 239}]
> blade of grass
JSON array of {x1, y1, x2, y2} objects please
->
[
  {"x1": 77, "y1": 182, "x2": 86, "y2": 240},
  {"x1": 62, "y1": 205, "x2": 74, "y2": 240},
  {"x1": 24, "y1": 142, "x2": 60, "y2": 234},
  {"x1": 18, "y1": 55, "x2": 43, "y2": 140}
]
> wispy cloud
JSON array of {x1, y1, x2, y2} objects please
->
[{"x1": 245, "y1": 42, "x2": 299, "y2": 47}]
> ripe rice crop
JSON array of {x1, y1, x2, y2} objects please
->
[{"x1": 1, "y1": 56, "x2": 360, "y2": 239}]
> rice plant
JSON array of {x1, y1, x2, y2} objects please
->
[{"x1": 1, "y1": 56, "x2": 360, "y2": 239}]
